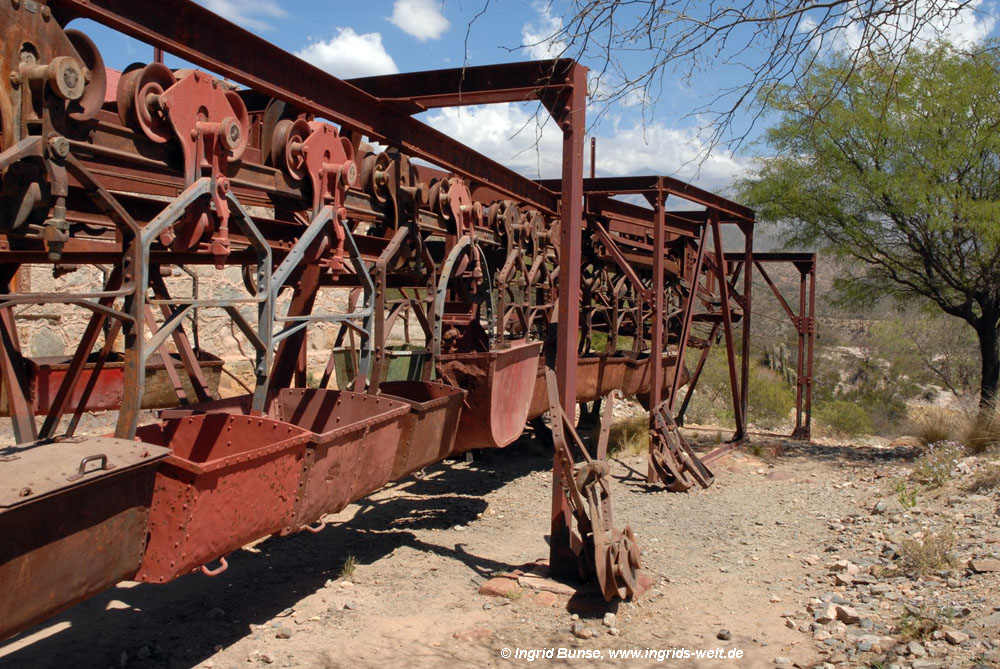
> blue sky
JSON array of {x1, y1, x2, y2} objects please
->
[{"x1": 67, "y1": 0, "x2": 999, "y2": 193}]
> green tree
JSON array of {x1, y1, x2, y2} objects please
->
[
  {"x1": 739, "y1": 44, "x2": 1000, "y2": 410},
  {"x1": 868, "y1": 311, "x2": 980, "y2": 400}
]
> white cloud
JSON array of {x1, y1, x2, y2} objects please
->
[
  {"x1": 597, "y1": 122, "x2": 746, "y2": 192},
  {"x1": 423, "y1": 103, "x2": 746, "y2": 192},
  {"x1": 521, "y1": 4, "x2": 567, "y2": 60},
  {"x1": 804, "y1": 0, "x2": 997, "y2": 53},
  {"x1": 390, "y1": 0, "x2": 450, "y2": 41},
  {"x1": 425, "y1": 104, "x2": 563, "y2": 176},
  {"x1": 297, "y1": 28, "x2": 399, "y2": 79},
  {"x1": 199, "y1": 0, "x2": 286, "y2": 31}
]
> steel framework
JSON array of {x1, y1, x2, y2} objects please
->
[{"x1": 0, "y1": 0, "x2": 813, "y2": 640}]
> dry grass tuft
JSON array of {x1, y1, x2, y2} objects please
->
[
  {"x1": 339, "y1": 554, "x2": 358, "y2": 579},
  {"x1": 907, "y1": 407, "x2": 961, "y2": 446},
  {"x1": 608, "y1": 414, "x2": 649, "y2": 457},
  {"x1": 960, "y1": 407, "x2": 1000, "y2": 454},
  {"x1": 897, "y1": 532, "x2": 957, "y2": 576},
  {"x1": 503, "y1": 586, "x2": 524, "y2": 601},
  {"x1": 965, "y1": 463, "x2": 1000, "y2": 493}
]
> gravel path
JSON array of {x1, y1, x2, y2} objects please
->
[{"x1": 1, "y1": 433, "x2": 997, "y2": 669}]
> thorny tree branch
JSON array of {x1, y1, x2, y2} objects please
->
[{"x1": 510, "y1": 0, "x2": 986, "y2": 155}]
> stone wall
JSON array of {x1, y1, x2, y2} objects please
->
[{"x1": 12, "y1": 263, "x2": 422, "y2": 398}]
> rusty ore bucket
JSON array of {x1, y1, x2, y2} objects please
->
[
  {"x1": 379, "y1": 381, "x2": 466, "y2": 479},
  {"x1": 525, "y1": 355, "x2": 629, "y2": 420},
  {"x1": 133, "y1": 413, "x2": 310, "y2": 583},
  {"x1": 271, "y1": 389, "x2": 409, "y2": 529},
  {"x1": 0, "y1": 437, "x2": 169, "y2": 640},
  {"x1": 574, "y1": 355, "x2": 628, "y2": 404},
  {"x1": 0, "y1": 351, "x2": 224, "y2": 416},
  {"x1": 161, "y1": 389, "x2": 410, "y2": 532},
  {"x1": 437, "y1": 340, "x2": 542, "y2": 452}
]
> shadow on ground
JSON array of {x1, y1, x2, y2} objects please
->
[{"x1": 0, "y1": 439, "x2": 553, "y2": 669}]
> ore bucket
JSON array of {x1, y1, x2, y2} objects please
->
[
  {"x1": 378, "y1": 381, "x2": 466, "y2": 479},
  {"x1": 133, "y1": 413, "x2": 311, "y2": 583},
  {"x1": 437, "y1": 339, "x2": 542, "y2": 452},
  {"x1": 160, "y1": 389, "x2": 411, "y2": 533},
  {"x1": 0, "y1": 437, "x2": 169, "y2": 640}
]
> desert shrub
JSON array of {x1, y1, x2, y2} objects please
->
[
  {"x1": 896, "y1": 532, "x2": 957, "y2": 576},
  {"x1": 815, "y1": 399, "x2": 873, "y2": 437},
  {"x1": 607, "y1": 414, "x2": 649, "y2": 456},
  {"x1": 682, "y1": 349, "x2": 793, "y2": 429},
  {"x1": 852, "y1": 389, "x2": 910, "y2": 435},
  {"x1": 684, "y1": 389, "x2": 735, "y2": 426},
  {"x1": 747, "y1": 366, "x2": 795, "y2": 429},
  {"x1": 895, "y1": 607, "x2": 948, "y2": 641}
]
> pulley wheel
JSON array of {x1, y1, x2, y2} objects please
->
[
  {"x1": 65, "y1": 30, "x2": 107, "y2": 121},
  {"x1": 117, "y1": 62, "x2": 175, "y2": 143}
]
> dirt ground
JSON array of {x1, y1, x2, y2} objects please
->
[{"x1": 2, "y1": 428, "x2": 998, "y2": 669}]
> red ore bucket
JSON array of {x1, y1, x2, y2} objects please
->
[
  {"x1": 0, "y1": 437, "x2": 168, "y2": 640},
  {"x1": 160, "y1": 389, "x2": 410, "y2": 533},
  {"x1": 437, "y1": 339, "x2": 542, "y2": 452},
  {"x1": 133, "y1": 413, "x2": 310, "y2": 583},
  {"x1": 379, "y1": 381, "x2": 466, "y2": 479}
]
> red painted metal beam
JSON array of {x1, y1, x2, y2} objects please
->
[
  {"x1": 537, "y1": 176, "x2": 755, "y2": 222},
  {"x1": 739, "y1": 224, "x2": 753, "y2": 435},
  {"x1": 47, "y1": 0, "x2": 561, "y2": 214},
  {"x1": 348, "y1": 60, "x2": 576, "y2": 113}
]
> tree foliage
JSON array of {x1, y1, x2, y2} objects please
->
[{"x1": 739, "y1": 43, "x2": 1000, "y2": 405}]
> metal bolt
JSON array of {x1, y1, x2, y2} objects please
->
[
  {"x1": 9, "y1": 71, "x2": 20, "y2": 86},
  {"x1": 48, "y1": 135, "x2": 70, "y2": 158},
  {"x1": 228, "y1": 123, "x2": 240, "y2": 145},
  {"x1": 63, "y1": 67, "x2": 79, "y2": 91},
  {"x1": 40, "y1": 4, "x2": 50, "y2": 20},
  {"x1": 11, "y1": 0, "x2": 19, "y2": 9}
]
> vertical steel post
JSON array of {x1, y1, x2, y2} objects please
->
[
  {"x1": 710, "y1": 211, "x2": 745, "y2": 441},
  {"x1": 550, "y1": 63, "x2": 586, "y2": 578},
  {"x1": 794, "y1": 266, "x2": 807, "y2": 436},
  {"x1": 739, "y1": 223, "x2": 753, "y2": 438},
  {"x1": 803, "y1": 259, "x2": 816, "y2": 439},
  {"x1": 646, "y1": 185, "x2": 666, "y2": 482}
]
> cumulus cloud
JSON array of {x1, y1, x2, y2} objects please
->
[
  {"x1": 423, "y1": 103, "x2": 746, "y2": 192},
  {"x1": 297, "y1": 28, "x2": 399, "y2": 79},
  {"x1": 803, "y1": 0, "x2": 996, "y2": 53},
  {"x1": 390, "y1": 0, "x2": 450, "y2": 41},
  {"x1": 199, "y1": 0, "x2": 286, "y2": 31},
  {"x1": 521, "y1": 4, "x2": 567, "y2": 60}
]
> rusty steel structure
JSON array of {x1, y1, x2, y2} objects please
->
[{"x1": 0, "y1": 0, "x2": 815, "y2": 641}]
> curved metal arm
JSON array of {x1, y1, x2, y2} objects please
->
[{"x1": 432, "y1": 238, "x2": 495, "y2": 359}]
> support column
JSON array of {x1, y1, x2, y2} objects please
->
[
  {"x1": 647, "y1": 185, "x2": 666, "y2": 482},
  {"x1": 739, "y1": 223, "x2": 753, "y2": 440},
  {"x1": 550, "y1": 63, "x2": 587, "y2": 579}
]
